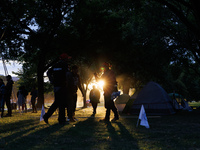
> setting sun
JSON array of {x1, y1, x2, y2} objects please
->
[{"x1": 97, "y1": 80, "x2": 104, "y2": 88}]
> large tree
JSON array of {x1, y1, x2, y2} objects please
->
[{"x1": 0, "y1": 0, "x2": 79, "y2": 107}]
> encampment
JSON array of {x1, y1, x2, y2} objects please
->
[
  {"x1": 130, "y1": 81, "x2": 176, "y2": 115},
  {"x1": 168, "y1": 93, "x2": 192, "y2": 111}
]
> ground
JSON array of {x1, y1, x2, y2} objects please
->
[{"x1": 0, "y1": 106, "x2": 200, "y2": 150}]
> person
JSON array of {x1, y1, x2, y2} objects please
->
[
  {"x1": 17, "y1": 86, "x2": 28, "y2": 113},
  {"x1": 94, "y1": 62, "x2": 119, "y2": 122},
  {"x1": 89, "y1": 85, "x2": 100, "y2": 116},
  {"x1": 2, "y1": 75, "x2": 14, "y2": 117},
  {"x1": 71, "y1": 65, "x2": 84, "y2": 122},
  {"x1": 30, "y1": 86, "x2": 38, "y2": 113},
  {"x1": 43, "y1": 53, "x2": 74, "y2": 125},
  {"x1": 0, "y1": 78, "x2": 5, "y2": 118}
]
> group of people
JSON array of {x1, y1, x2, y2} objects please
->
[
  {"x1": 0, "y1": 75, "x2": 39, "y2": 116},
  {"x1": 16, "y1": 86, "x2": 38, "y2": 113},
  {"x1": 1, "y1": 53, "x2": 119, "y2": 124},
  {"x1": 43, "y1": 53, "x2": 85, "y2": 125},
  {"x1": 43, "y1": 53, "x2": 119, "y2": 125}
]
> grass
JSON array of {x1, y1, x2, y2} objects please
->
[
  {"x1": 0, "y1": 106, "x2": 200, "y2": 150},
  {"x1": 188, "y1": 102, "x2": 200, "y2": 108}
]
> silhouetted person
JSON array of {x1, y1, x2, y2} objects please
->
[
  {"x1": 89, "y1": 85, "x2": 100, "y2": 116},
  {"x1": 43, "y1": 53, "x2": 73, "y2": 125},
  {"x1": 3, "y1": 75, "x2": 14, "y2": 117},
  {"x1": 30, "y1": 86, "x2": 38, "y2": 113},
  {"x1": 17, "y1": 86, "x2": 28, "y2": 113},
  {"x1": 0, "y1": 78, "x2": 5, "y2": 118},
  {"x1": 94, "y1": 62, "x2": 119, "y2": 122}
]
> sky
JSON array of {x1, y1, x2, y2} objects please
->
[{"x1": 0, "y1": 60, "x2": 22, "y2": 77}]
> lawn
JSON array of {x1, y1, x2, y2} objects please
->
[{"x1": 0, "y1": 106, "x2": 200, "y2": 150}]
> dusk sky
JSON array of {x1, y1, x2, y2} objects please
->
[{"x1": 0, "y1": 61, "x2": 22, "y2": 77}]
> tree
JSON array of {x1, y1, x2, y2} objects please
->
[
  {"x1": 152, "y1": 0, "x2": 200, "y2": 67},
  {"x1": 0, "y1": 0, "x2": 79, "y2": 107}
]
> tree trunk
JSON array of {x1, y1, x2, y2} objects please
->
[
  {"x1": 36, "y1": 51, "x2": 45, "y2": 108},
  {"x1": 123, "y1": 78, "x2": 131, "y2": 95},
  {"x1": 82, "y1": 84, "x2": 88, "y2": 108}
]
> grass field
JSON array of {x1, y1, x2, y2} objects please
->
[{"x1": 0, "y1": 106, "x2": 200, "y2": 150}]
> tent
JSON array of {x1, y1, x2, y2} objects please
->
[
  {"x1": 122, "y1": 90, "x2": 140, "y2": 114},
  {"x1": 115, "y1": 94, "x2": 130, "y2": 112},
  {"x1": 130, "y1": 81, "x2": 176, "y2": 115},
  {"x1": 168, "y1": 93, "x2": 193, "y2": 111}
]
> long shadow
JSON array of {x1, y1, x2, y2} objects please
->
[
  {"x1": 0, "y1": 115, "x2": 140, "y2": 150},
  {"x1": 106, "y1": 121, "x2": 139, "y2": 150},
  {"x1": 0, "y1": 118, "x2": 64, "y2": 149},
  {"x1": 55, "y1": 116, "x2": 100, "y2": 149}
]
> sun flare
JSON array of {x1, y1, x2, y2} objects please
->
[{"x1": 97, "y1": 80, "x2": 104, "y2": 88}]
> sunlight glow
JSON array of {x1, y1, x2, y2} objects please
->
[
  {"x1": 87, "y1": 80, "x2": 105, "y2": 91},
  {"x1": 97, "y1": 80, "x2": 104, "y2": 88}
]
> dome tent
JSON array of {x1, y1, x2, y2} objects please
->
[{"x1": 130, "y1": 81, "x2": 176, "y2": 115}]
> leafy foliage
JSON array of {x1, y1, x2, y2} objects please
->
[{"x1": 1, "y1": 0, "x2": 200, "y2": 101}]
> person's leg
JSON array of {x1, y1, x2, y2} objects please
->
[
  {"x1": 91, "y1": 102, "x2": 95, "y2": 114},
  {"x1": 25, "y1": 103, "x2": 27, "y2": 113},
  {"x1": 5, "y1": 96, "x2": 12, "y2": 116},
  {"x1": 45, "y1": 100, "x2": 58, "y2": 118},
  {"x1": 31, "y1": 100, "x2": 34, "y2": 112},
  {"x1": 1, "y1": 100, "x2": 4, "y2": 117},
  {"x1": 93, "y1": 103, "x2": 97, "y2": 114},
  {"x1": 58, "y1": 87, "x2": 67, "y2": 124},
  {"x1": 72, "y1": 94, "x2": 77, "y2": 118},
  {"x1": 111, "y1": 101, "x2": 119, "y2": 121},
  {"x1": 66, "y1": 91, "x2": 75, "y2": 122},
  {"x1": 34, "y1": 101, "x2": 37, "y2": 113}
]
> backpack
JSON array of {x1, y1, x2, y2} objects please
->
[{"x1": 47, "y1": 61, "x2": 69, "y2": 87}]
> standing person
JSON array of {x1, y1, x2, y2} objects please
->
[
  {"x1": 94, "y1": 62, "x2": 119, "y2": 122},
  {"x1": 17, "y1": 86, "x2": 27, "y2": 113},
  {"x1": 0, "y1": 78, "x2": 5, "y2": 118},
  {"x1": 71, "y1": 65, "x2": 84, "y2": 122},
  {"x1": 23, "y1": 86, "x2": 28, "y2": 113},
  {"x1": 89, "y1": 85, "x2": 100, "y2": 116},
  {"x1": 30, "y1": 86, "x2": 38, "y2": 113},
  {"x1": 43, "y1": 53, "x2": 73, "y2": 125},
  {"x1": 3, "y1": 75, "x2": 14, "y2": 117}
]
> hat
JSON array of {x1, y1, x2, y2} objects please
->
[
  {"x1": 59, "y1": 53, "x2": 72, "y2": 60},
  {"x1": 102, "y1": 62, "x2": 111, "y2": 68}
]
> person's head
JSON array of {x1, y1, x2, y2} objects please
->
[
  {"x1": 6, "y1": 75, "x2": 12, "y2": 81},
  {"x1": 92, "y1": 85, "x2": 96, "y2": 89},
  {"x1": 59, "y1": 53, "x2": 71, "y2": 61},
  {"x1": 101, "y1": 62, "x2": 110, "y2": 72}
]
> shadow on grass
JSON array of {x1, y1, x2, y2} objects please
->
[
  {"x1": 0, "y1": 118, "x2": 64, "y2": 149},
  {"x1": 106, "y1": 121, "x2": 139, "y2": 149},
  {"x1": 0, "y1": 116, "x2": 140, "y2": 149}
]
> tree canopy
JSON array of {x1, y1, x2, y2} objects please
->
[{"x1": 1, "y1": 0, "x2": 200, "y2": 103}]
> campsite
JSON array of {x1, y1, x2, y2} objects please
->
[
  {"x1": 1, "y1": 81, "x2": 200, "y2": 150},
  {"x1": 0, "y1": 106, "x2": 200, "y2": 150},
  {"x1": 1, "y1": 1, "x2": 200, "y2": 149}
]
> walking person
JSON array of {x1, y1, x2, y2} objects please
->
[
  {"x1": 71, "y1": 65, "x2": 84, "y2": 122},
  {"x1": 89, "y1": 85, "x2": 100, "y2": 116},
  {"x1": 2, "y1": 75, "x2": 14, "y2": 117},
  {"x1": 43, "y1": 53, "x2": 73, "y2": 125},
  {"x1": 0, "y1": 78, "x2": 5, "y2": 118},
  {"x1": 94, "y1": 62, "x2": 119, "y2": 122},
  {"x1": 30, "y1": 86, "x2": 38, "y2": 113}
]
